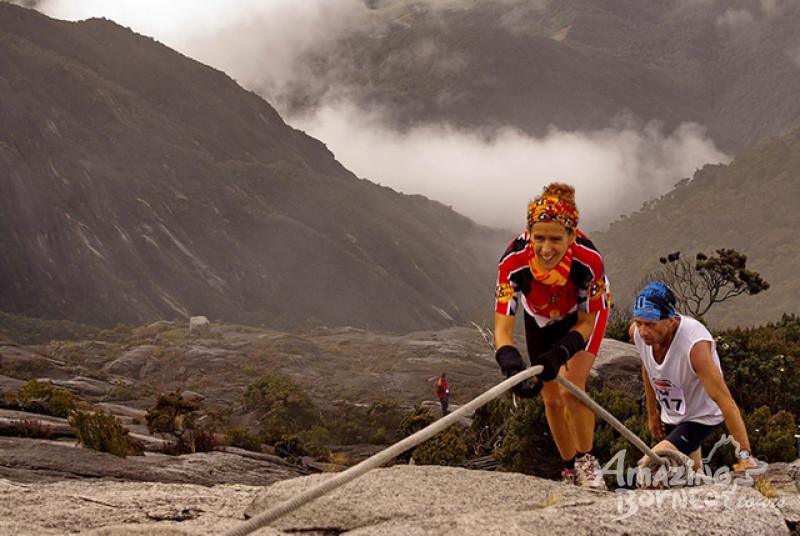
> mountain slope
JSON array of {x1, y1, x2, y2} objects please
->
[
  {"x1": 593, "y1": 126, "x2": 800, "y2": 326},
  {"x1": 283, "y1": 0, "x2": 800, "y2": 153},
  {"x1": 0, "y1": 3, "x2": 505, "y2": 332}
]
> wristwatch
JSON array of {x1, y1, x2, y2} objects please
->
[{"x1": 736, "y1": 449, "x2": 751, "y2": 461}]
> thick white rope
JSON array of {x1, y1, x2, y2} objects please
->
[
  {"x1": 222, "y1": 365, "x2": 543, "y2": 536},
  {"x1": 470, "y1": 322, "x2": 667, "y2": 465},
  {"x1": 554, "y1": 375, "x2": 665, "y2": 465}
]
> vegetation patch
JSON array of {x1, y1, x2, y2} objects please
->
[
  {"x1": 0, "y1": 311, "x2": 97, "y2": 345},
  {"x1": 242, "y1": 374, "x2": 321, "y2": 443},
  {"x1": 145, "y1": 391, "x2": 201, "y2": 454},
  {"x1": 16, "y1": 381, "x2": 79, "y2": 417},
  {"x1": 69, "y1": 408, "x2": 143, "y2": 457}
]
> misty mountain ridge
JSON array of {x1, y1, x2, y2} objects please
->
[
  {"x1": 279, "y1": 0, "x2": 800, "y2": 155},
  {"x1": 594, "y1": 125, "x2": 800, "y2": 327},
  {"x1": 0, "y1": 3, "x2": 506, "y2": 332}
]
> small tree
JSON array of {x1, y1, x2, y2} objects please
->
[
  {"x1": 494, "y1": 396, "x2": 562, "y2": 478},
  {"x1": 745, "y1": 406, "x2": 797, "y2": 463},
  {"x1": 241, "y1": 374, "x2": 320, "y2": 443},
  {"x1": 412, "y1": 426, "x2": 468, "y2": 466},
  {"x1": 145, "y1": 390, "x2": 200, "y2": 454},
  {"x1": 16, "y1": 381, "x2": 78, "y2": 417},
  {"x1": 648, "y1": 249, "x2": 769, "y2": 318},
  {"x1": 70, "y1": 408, "x2": 143, "y2": 457}
]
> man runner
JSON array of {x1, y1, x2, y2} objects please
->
[{"x1": 630, "y1": 281, "x2": 757, "y2": 471}]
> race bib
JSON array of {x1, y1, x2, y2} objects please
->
[{"x1": 652, "y1": 378, "x2": 686, "y2": 416}]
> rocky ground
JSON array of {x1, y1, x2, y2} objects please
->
[
  {"x1": 1, "y1": 321, "x2": 797, "y2": 534},
  {"x1": 1, "y1": 464, "x2": 798, "y2": 535},
  {"x1": 0, "y1": 320, "x2": 643, "y2": 411}
]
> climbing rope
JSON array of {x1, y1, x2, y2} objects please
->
[
  {"x1": 553, "y1": 375, "x2": 665, "y2": 465},
  {"x1": 224, "y1": 328, "x2": 712, "y2": 535},
  {"x1": 470, "y1": 322, "x2": 667, "y2": 465},
  {"x1": 222, "y1": 365, "x2": 544, "y2": 536}
]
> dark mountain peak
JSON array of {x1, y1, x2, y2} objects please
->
[{"x1": 0, "y1": 3, "x2": 505, "y2": 332}]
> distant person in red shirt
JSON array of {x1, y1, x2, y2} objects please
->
[
  {"x1": 435, "y1": 372, "x2": 449, "y2": 416},
  {"x1": 494, "y1": 182, "x2": 610, "y2": 489}
]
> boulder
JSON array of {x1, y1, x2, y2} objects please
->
[
  {"x1": 0, "y1": 374, "x2": 25, "y2": 394},
  {"x1": 189, "y1": 316, "x2": 210, "y2": 335},
  {"x1": 759, "y1": 461, "x2": 800, "y2": 532},
  {"x1": 588, "y1": 339, "x2": 643, "y2": 399},
  {"x1": 50, "y1": 376, "x2": 113, "y2": 398},
  {"x1": 102, "y1": 345, "x2": 158, "y2": 379}
]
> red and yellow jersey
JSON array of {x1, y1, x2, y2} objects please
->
[{"x1": 495, "y1": 230, "x2": 610, "y2": 326}]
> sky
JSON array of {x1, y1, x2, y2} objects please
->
[{"x1": 28, "y1": 0, "x2": 742, "y2": 231}]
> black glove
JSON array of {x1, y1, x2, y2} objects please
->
[
  {"x1": 532, "y1": 331, "x2": 587, "y2": 382},
  {"x1": 530, "y1": 347, "x2": 564, "y2": 382},
  {"x1": 513, "y1": 378, "x2": 543, "y2": 398},
  {"x1": 496, "y1": 345, "x2": 541, "y2": 398},
  {"x1": 495, "y1": 345, "x2": 525, "y2": 377}
]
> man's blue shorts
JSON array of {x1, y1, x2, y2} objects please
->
[{"x1": 663, "y1": 420, "x2": 723, "y2": 454}]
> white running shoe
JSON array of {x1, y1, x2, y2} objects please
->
[{"x1": 575, "y1": 453, "x2": 607, "y2": 490}]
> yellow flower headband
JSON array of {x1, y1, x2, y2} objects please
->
[{"x1": 527, "y1": 195, "x2": 579, "y2": 229}]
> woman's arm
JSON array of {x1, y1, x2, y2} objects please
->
[
  {"x1": 572, "y1": 310, "x2": 599, "y2": 341},
  {"x1": 494, "y1": 312, "x2": 516, "y2": 350}
]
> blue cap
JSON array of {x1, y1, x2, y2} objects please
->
[{"x1": 633, "y1": 281, "x2": 677, "y2": 320}]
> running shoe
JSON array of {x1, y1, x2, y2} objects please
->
[{"x1": 575, "y1": 453, "x2": 607, "y2": 490}]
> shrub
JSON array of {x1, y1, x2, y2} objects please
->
[
  {"x1": 324, "y1": 399, "x2": 405, "y2": 445},
  {"x1": 145, "y1": 391, "x2": 200, "y2": 454},
  {"x1": 9, "y1": 418, "x2": 53, "y2": 439},
  {"x1": 469, "y1": 396, "x2": 512, "y2": 457},
  {"x1": 398, "y1": 405, "x2": 435, "y2": 438},
  {"x1": 69, "y1": 409, "x2": 143, "y2": 457},
  {"x1": 1, "y1": 389, "x2": 20, "y2": 410},
  {"x1": 494, "y1": 396, "x2": 562, "y2": 478},
  {"x1": 745, "y1": 406, "x2": 797, "y2": 463},
  {"x1": 395, "y1": 405, "x2": 468, "y2": 466},
  {"x1": 328, "y1": 451, "x2": 354, "y2": 467},
  {"x1": 0, "y1": 356, "x2": 51, "y2": 380},
  {"x1": 411, "y1": 426, "x2": 468, "y2": 466},
  {"x1": 16, "y1": 381, "x2": 78, "y2": 417},
  {"x1": 715, "y1": 314, "x2": 800, "y2": 416},
  {"x1": 242, "y1": 374, "x2": 320, "y2": 443},
  {"x1": 107, "y1": 385, "x2": 139, "y2": 402},
  {"x1": 193, "y1": 424, "x2": 219, "y2": 453},
  {"x1": 95, "y1": 323, "x2": 135, "y2": 344},
  {"x1": 224, "y1": 427, "x2": 264, "y2": 452},
  {"x1": 590, "y1": 389, "x2": 651, "y2": 486},
  {"x1": 275, "y1": 426, "x2": 331, "y2": 461},
  {"x1": 395, "y1": 405, "x2": 435, "y2": 463},
  {"x1": 0, "y1": 311, "x2": 97, "y2": 345},
  {"x1": 296, "y1": 425, "x2": 332, "y2": 460}
]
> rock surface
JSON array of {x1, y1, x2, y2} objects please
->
[
  {"x1": 0, "y1": 436, "x2": 307, "y2": 486},
  {"x1": 1, "y1": 465, "x2": 796, "y2": 535}
]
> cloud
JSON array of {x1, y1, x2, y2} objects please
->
[
  {"x1": 715, "y1": 8, "x2": 755, "y2": 29},
  {"x1": 34, "y1": 0, "x2": 370, "y2": 100},
  {"x1": 291, "y1": 101, "x2": 731, "y2": 231},
  {"x1": 31, "y1": 0, "x2": 548, "y2": 104},
  {"x1": 30, "y1": 0, "x2": 733, "y2": 232}
]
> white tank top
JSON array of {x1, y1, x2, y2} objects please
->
[{"x1": 634, "y1": 316, "x2": 724, "y2": 426}]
